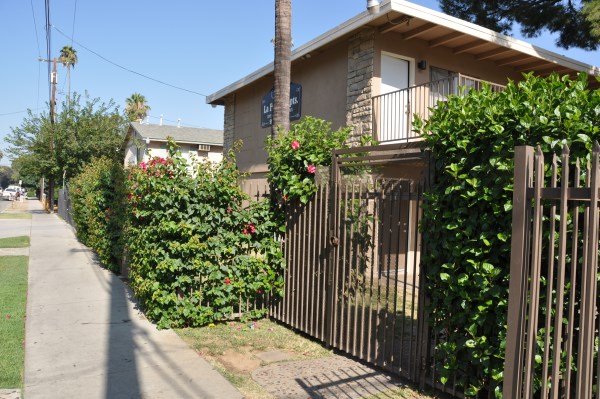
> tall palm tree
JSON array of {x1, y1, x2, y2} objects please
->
[
  {"x1": 272, "y1": 0, "x2": 292, "y2": 139},
  {"x1": 58, "y1": 45, "x2": 78, "y2": 101},
  {"x1": 125, "y1": 93, "x2": 151, "y2": 122}
]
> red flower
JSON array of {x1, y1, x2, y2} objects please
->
[
  {"x1": 291, "y1": 139, "x2": 300, "y2": 150},
  {"x1": 307, "y1": 164, "x2": 316, "y2": 174},
  {"x1": 227, "y1": 206, "x2": 232, "y2": 214},
  {"x1": 224, "y1": 278, "x2": 231, "y2": 285},
  {"x1": 282, "y1": 195, "x2": 288, "y2": 202},
  {"x1": 244, "y1": 223, "x2": 256, "y2": 235}
]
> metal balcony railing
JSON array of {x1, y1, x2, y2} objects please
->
[{"x1": 372, "y1": 74, "x2": 505, "y2": 143}]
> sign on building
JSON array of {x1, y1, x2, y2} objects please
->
[{"x1": 261, "y1": 83, "x2": 302, "y2": 128}]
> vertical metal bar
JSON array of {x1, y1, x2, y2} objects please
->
[
  {"x1": 523, "y1": 147, "x2": 545, "y2": 398},
  {"x1": 418, "y1": 153, "x2": 432, "y2": 390},
  {"x1": 381, "y1": 181, "x2": 395, "y2": 367},
  {"x1": 339, "y1": 182, "x2": 350, "y2": 351},
  {"x1": 577, "y1": 142, "x2": 600, "y2": 398},
  {"x1": 564, "y1": 159, "x2": 581, "y2": 395},
  {"x1": 326, "y1": 152, "x2": 340, "y2": 348},
  {"x1": 541, "y1": 154, "x2": 559, "y2": 397},
  {"x1": 320, "y1": 183, "x2": 330, "y2": 341},
  {"x1": 348, "y1": 182, "x2": 362, "y2": 356},
  {"x1": 409, "y1": 181, "x2": 422, "y2": 379},
  {"x1": 550, "y1": 145, "x2": 570, "y2": 399},
  {"x1": 391, "y1": 181, "x2": 406, "y2": 374},
  {"x1": 375, "y1": 179, "x2": 387, "y2": 365},
  {"x1": 367, "y1": 180, "x2": 380, "y2": 363},
  {"x1": 504, "y1": 145, "x2": 535, "y2": 399}
]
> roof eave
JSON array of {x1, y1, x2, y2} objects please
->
[{"x1": 206, "y1": 0, "x2": 600, "y2": 105}]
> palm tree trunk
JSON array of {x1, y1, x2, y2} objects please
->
[
  {"x1": 67, "y1": 66, "x2": 71, "y2": 103},
  {"x1": 272, "y1": 0, "x2": 292, "y2": 139}
]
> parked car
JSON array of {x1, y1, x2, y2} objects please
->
[{"x1": 2, "y1": 186, "x2": 20, "y2": 201}]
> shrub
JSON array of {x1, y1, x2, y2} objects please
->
[
  {"x1": 69, "y1": 157, "x2": 127, "y2": 272},
  {"x1": 125, "y1": 141, "x2": 284, "y2": 328},
  {"x1": 416, "y1": 73, "x2": 600, "y2": 397},
  {"x1": 267, "y1": 116, "x2": 352, "y2": 204}
]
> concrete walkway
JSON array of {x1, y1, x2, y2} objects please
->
[{"x1": 21, "y1": 200, "x2": 243, "y2": 399}]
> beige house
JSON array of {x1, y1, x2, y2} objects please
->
[
  {"x1": 207, "y1": 0, "x2": 600, "y2": 185},
  {"x1": 123, "y1": 122, "x2": 224, "y2": 166}
]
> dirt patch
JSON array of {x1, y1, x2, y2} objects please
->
[{"x1": 217, "y1": 348, "x2": 263, "y2": 374}]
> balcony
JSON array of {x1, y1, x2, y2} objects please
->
[{"x1": 372, "y1": 74, "x2": 505, "y2": 143}]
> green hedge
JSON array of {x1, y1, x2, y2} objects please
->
[
  {"x1": 125, "y1": 142, "x2": 284, "y2": 328},
  {"x1": 69, "y1": 157, "x2": 127, "y2": 272},
  {"x1": 417, "y1": 73, "x2": 600, "y2": 397}
]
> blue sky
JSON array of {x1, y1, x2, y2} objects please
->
[{"x1": 1, "y1": 0, "x2": 599, "y2": 166}]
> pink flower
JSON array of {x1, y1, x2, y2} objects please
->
[
  {"x1": 244, "y1": 223, "x2": 256, "y2": 235},
  {"x1": 282, "y1": 195, "x2": 288, "y2": 202},
  {"x1": 307, "y1": 164, "x2": 316, "y2": 174},
  {"x1": 291, "y1": 140, "x2": 300, "y2": 150},
  {"x1": 224, "y1": 278, "x2": 231, "y2": 285},
  {"x1": 227, "y1": 206, "x2": 232, "y2": 214}
]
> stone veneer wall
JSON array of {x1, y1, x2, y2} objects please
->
[
  {"x1": 346, "y1": 27, "x2": 375, "y2": 145},
  {"x1": 223, "y1": 94, "x2": 236, "y2": 153}
]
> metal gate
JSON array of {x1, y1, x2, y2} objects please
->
[
  {"x1": 504, "y1": 145, "x2": 600, "y2": 398},
  {"x1": 270, "y1": 143, "x2": 431, "y2": 384}
]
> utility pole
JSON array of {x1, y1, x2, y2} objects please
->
[
  {"x1": 49, "y1": 57, "x2": 56, "y2": 214},
  {"x1": 39, "y1": 57, "x2": 57, "y2": 213}
]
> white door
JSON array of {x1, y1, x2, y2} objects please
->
[{"x1": 380, "y1": 54, "x2": 410, "y2": 141}]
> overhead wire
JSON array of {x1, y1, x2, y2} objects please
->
[
  {"x1": 30, "y1": 0, "x2": 42, "y2": 111},
  {"x1": 71, "y1": 0, "x2": 78, "y2": 45},
  {"x1": 0, "y1": 108, "x2": 43, "y2": 117},
  {"x1": 45, "y1": 0, "x2": 52, "y2": 102},
  {"x1": 53, "y1": 26, "x2": 208, "y2": 98}
]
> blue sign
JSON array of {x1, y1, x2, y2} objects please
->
[{"x1": 261, "y1": 82, "x2": 302, "y2": 128}]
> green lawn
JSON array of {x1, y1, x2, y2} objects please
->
[
  {"x1": 0, "y1": 213, "x2": 31, "y2": 220},
  {"x1": 0, "y1": 236, "x2": 30, "y2": 248},
  {"x1": 0, "y1": 256, "x2": 28, "y2": 389}
]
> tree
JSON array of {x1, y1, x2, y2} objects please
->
[
  {"x1": 272, "y1": 0, "x2": 292, "y2": 139},
  {"x1": 125, "y1": 93, "x2": 151, "y2": 122},
  {"x1": 58, "y1": 45, "x2": 78, "y2": 101},
  {"x1": 584, "y1": 0, "x2": 600, "y2": 39},
  {"x1": 5, "y1": 93, "x2": 127, "y2": 193},
  {"x1": 439, "y1": 0, "x2": 600, "y2": 50},
  {"x1": 0, "y1": 166, "x2": 14, "y2": 189}
]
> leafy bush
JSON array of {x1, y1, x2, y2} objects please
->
[
  {"x1": 267, "y1": 116, "x2": 351, "y2": 204},
  {"x1": 416, "y1": 73, "x2": 600, "y2": 397},
  {"x1": 125, "y1": 141, "x2": 284, "y2": 328},
  {"x1": 69, "y1": 157, "x2": 127, "y2": 272}
]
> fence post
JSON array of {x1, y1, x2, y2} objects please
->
[
  {"x1": 577, "y1": 141, "x2": 600, "y2": 398},
  {"x1": 503, "y1": 145, "x2": 534, "y2": 398}
]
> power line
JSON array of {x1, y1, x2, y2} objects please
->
[
  {"x1": 71, "y1": 0, "x2": 78, "y2": 45},
  {"x1": 53, "y1": 26, "x2": 208, "y2": 98},
  {"x1": 30, "y1": 0, "x2": 41, "y2": 56},
  {"x1": 0, "y1": 108, "x2": 43, "y2": 117},
  {"x1": 30, "y1": 0, "x2": 42, "y2": 110}
]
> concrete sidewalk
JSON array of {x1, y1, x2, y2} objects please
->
[{"x1": 23, "y1": 200, "x2": 243, "y2": 399}]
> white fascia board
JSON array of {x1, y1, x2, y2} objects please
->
[
  {"x1": 206, "y1": 0, "x2": 599, "y2": 105},
  {"x1": 206, "y1": 6, "x2": 383, "y2": 104},
  {"x1": 390, "y1": 0, "x2": 600, "y2": 75}
]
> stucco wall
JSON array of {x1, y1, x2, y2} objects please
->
[{"x1": 227, "y1": 40, "x2": 349, "y2": 174}]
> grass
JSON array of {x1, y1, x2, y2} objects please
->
[
  {"x1": 176, "y1": 319, "x2": 332, "y2": 398},
  {"x1": 0, "y1": 256, "x2": 28, "y2": 389},
  {"x1": 0, "y1": 213, "x2": 31, "y2": 220},
  {"x1": 0, "y1": 236, "x2": 30, "y2": 248},
  {"x1": 176, "y1": 319, "x2": 439, "y2": 399}
]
